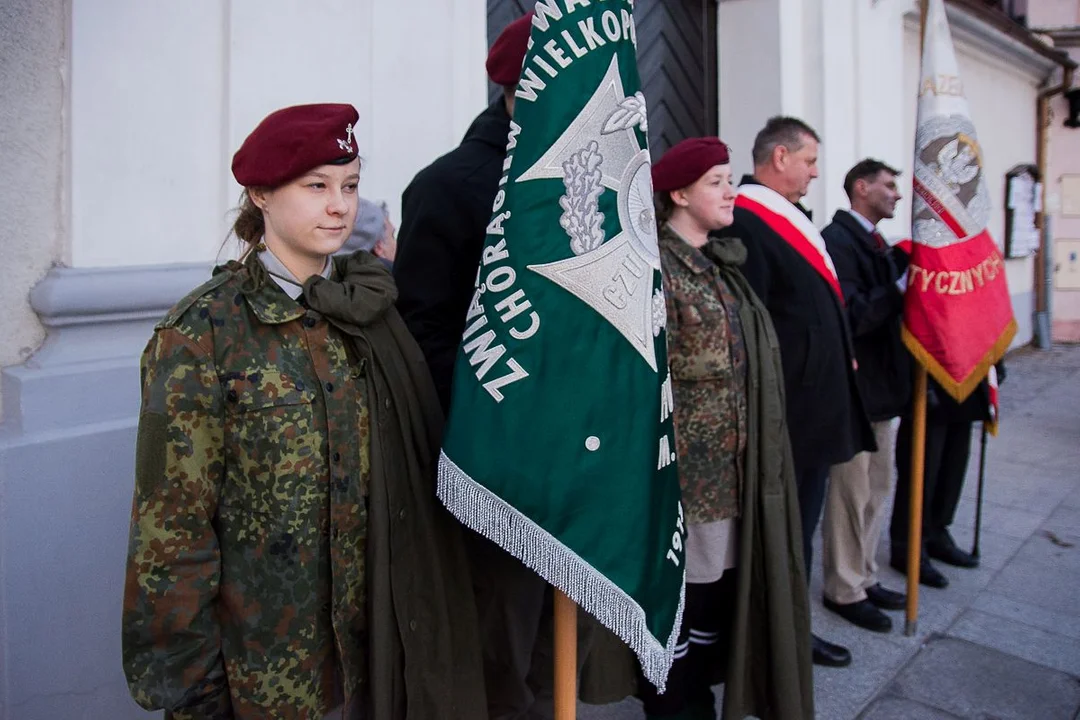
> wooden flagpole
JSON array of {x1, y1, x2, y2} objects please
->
[
  {"x1": 905, "y1": 0, "x2": 931, "y2": 637},
  {"x1": 905, "y1": 368, "x2": 928, "y2": 635},
  {"x1": 553, "y1": 589, "x2": 578, "y2": 719}
]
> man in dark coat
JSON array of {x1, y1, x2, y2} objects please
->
[
  {"x1": 394, "y1": 14, "x2": 603, "y2": 720},
  {"x1": 718, "y1": 116, "x2": 875, "y2": 668},
  {"x1": 891, "y1": 366, "x2": 1001, "y2": 585},
  {"x1": 819, "y1": 159, "x2": 911, "y2": 634},
  {"x1": 394, "y1": 82, "x2": 516, "y2": 413}
]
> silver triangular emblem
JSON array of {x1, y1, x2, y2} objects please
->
[
  {"x1": 520, "y1": 54, "x2": 662, "y2": 371},
  {"x1": 529, "y1": 233, "x2": 657, "y2": 371}
]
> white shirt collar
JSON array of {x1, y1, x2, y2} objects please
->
[
  {"x1": 258, "y1": 244, "x2": 332, "y2": 300},
  {"x1": 847, "y1": 209, "x2": 878, "y2": 234}
]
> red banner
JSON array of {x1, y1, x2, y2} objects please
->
[
  {"x1": 902, "y1": 231, "x2": 1015, "y2": 401},
  {"x1": 904, "y1": 0, "x2": 1017, "y2": 402}
]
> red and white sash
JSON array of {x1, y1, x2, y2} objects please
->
[
  {"x1": 986, "y1": 364, "x2": 1000, "y2": 434},
  {"x1": 736, "y1": 184, "x2": 843, "y2": 303}
]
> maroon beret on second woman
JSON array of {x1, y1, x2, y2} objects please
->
[
  {"x1": 486, "y1": 13, "x2": 534, "y2": 87},
  {"x1": 651, "y1": 137, "x2": 731, "y2": 193},
  {"x1": 232, "y1": 103, "x2": 360, "y2": 188}
]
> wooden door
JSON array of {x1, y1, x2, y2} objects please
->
[
  {"x1": 486, "y1": 0, "x2": 719, "y2": 156},
  {"x1": 635, "y1": 0, "x2": 719, "y2": 157}
]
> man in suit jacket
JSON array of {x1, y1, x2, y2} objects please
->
[
  {"x1": 820, "y1": 160, "x2": 913, "y2": 634},
  {"x1": 719, "y1": 117, "x2": 875, "y2": 668}
]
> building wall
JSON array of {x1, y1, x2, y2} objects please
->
[
  {"x1": 1046, "y1": 62, "x2": 1080, "y2": 341},
  {"x1": 718, "y1": 0, "x2": 1053, "y2": 348},
  {"x1": 717, "y1": 0, "x2": 789, "y2": 179},
  {"x1": 70, "y1": 0, "x2": 488, "y2": 269},
  {"x1": 0, "y1": 1, "x2": 488, "y2": 717},
  {"x1": 0, "y1": 0, "x2": 68, "y2": 419},
  {"x1": 719, "y1": 0, "x2": 912, "y2": 224},
  {"x1": 1028, "y1": 0, "x2": 1079, "y2": 26},
  {"x1": 1030, "y1": 0, "x2": 1080, "y2": 341}
]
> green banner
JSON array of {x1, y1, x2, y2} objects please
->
[{"x1": 437, "y1": 0, "x2": 685, "y2": 689}]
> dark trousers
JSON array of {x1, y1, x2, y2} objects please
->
[
  {"x1": 637, "y1": 573, "x2": 736, "y2": 719},
  {"x1": 890, "y1": 415, "x2": 974, "y2": 554},
  {"x1": 464, "y1": 530, "x2": 595, "y2": 720},
  {"x1": 795, "y1": 465, "x2": 831, "y2": 580}
]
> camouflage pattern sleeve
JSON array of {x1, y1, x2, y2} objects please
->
[
  {"x1": 662, "y1": 265, "x2": 681, "y2": 343},
  {"x1": 123, "y1": 326, "x2": 233, "y2": 719}
]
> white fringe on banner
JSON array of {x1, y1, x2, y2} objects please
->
[{"x1": 437, "y1": 450, "x2": 685, "y2": 692}]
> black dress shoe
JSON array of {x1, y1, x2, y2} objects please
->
[
  {"x1": 890, "y1": 555, "x2": 949, "y2": 589},
  {"x1": 811, "y1": 633, "x2": 852, "y2": 667},
  {"x1": 927, "y1": 534, "x2": 979, "y2": 568},
  {"x1": 823, "y1": 597, "x2": 893, "y2": 633},
  {"x1": 866, "y1": 583, "x2": 906, "y2": 610}
]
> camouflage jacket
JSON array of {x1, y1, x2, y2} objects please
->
[
  {"x1": 660, "y1": 224, "x2": 748, "y2": 525},
  {"x1": 123, "y1": 261, "x2": 370, "y2": 719}
]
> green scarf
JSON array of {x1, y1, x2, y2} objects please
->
[
  {"x1": 302, "y1": 251, "x2": 487, "y2": 720},
  {"x1": 702, "y1": 234, "x2": 749, "y2": 269}
]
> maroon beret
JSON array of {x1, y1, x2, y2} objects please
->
[
  {"x1": 651, "y1": 137, "x2": 731, "y2": 193},
  {"x1": 232, "y1": 103, "x2": 360, "y2": 188},
  {"x1": 487, "y1": 13, "x2": 533, "y2": 87}
]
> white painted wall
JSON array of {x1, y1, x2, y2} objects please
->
[
  {"x1": 717, "y1": 0, "x2": 817, "y2": 181},
  {"x1": 719, "y1": 0, "x2": 1050, "y2": 347},
  {"x1": 71, "y1": 2, "x2": 227, "y2": 269},
  {"x1": 718, "y1": 0, "x2": 786, "y2": 181},
  {"x1": 811, "y1": 0, "x2": 912, "y2": 223},
  {"x1": 1031, "y1": 0, "x2": 1080, "y2": 339},
  {"x1": 1047, "y1": 60, "x2": 1080, "y2": 336},
  {"x1": 852, "y1": 0, "x2": 912, "y2": 187},
  {"x1": 719, "y1": 0, "x2": 913, "y2": 222},
  {"x1": 69, "y1": 0, "x2": 488, "y2": 269},
  {"x1": 0, "y1": 0, "x2": 67, "y2": 419},
  {"x1": 816, "y1": 0, "x2": 858, "y2": 222}
]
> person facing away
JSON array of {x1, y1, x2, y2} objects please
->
[
  {"x1": 393, "y1": 13, "x2": 526, "y2": 415},
  {"x1": 121, "y1": 103, "x2": 486, "y2": 720},
  {"x1": 818, "y1": 159, "x2": 911, "y2": 635},
  {"x1": 339, "y1": 197, "x2": 397, "y2": 270},
  {"x1": 636, "y1": 137, "x2": 813, "y2": 720},
  {"x1": 716, "y1": 115, "x2": 875, "y2": 669}
]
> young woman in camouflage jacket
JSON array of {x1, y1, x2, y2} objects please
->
[
  {"x1": 122, "y1": 104, "x2": 485, "y2": 720},
  {"x1": 637, "y1": 138, "x2": 813, "y2": 720}
]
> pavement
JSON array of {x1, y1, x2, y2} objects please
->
[{"x1": 580, "y1": 345, "x2": 1080, "y2": 719}]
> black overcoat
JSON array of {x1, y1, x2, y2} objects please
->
[
  {"x1": 821, "y1": 209, "x2": 912, "y2": 422},
  {"x1": 393, "y1": 100, "x2": 512, "y2": 413},
  {"x1": 718, "y1": 178, "x2": 874, "y2": 471}
]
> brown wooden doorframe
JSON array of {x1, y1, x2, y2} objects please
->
[
  {"x1": 635, "y1": 0, "x2": 719, "y2": 157},
  {"x1": 486, "y1": 0, "x2": 719, "y2": 156}
]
